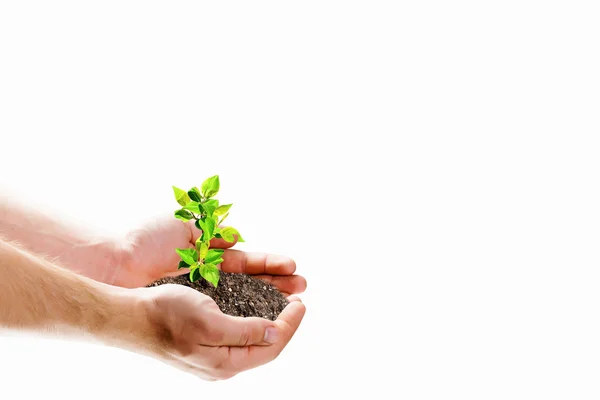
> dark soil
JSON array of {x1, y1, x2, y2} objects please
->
[{"x1": 147, "y1": 272, "x2": 289, "y2": 321}]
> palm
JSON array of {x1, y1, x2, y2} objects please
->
[
  {"x1": 122, "y1": 216, "x2": 190, "y2": 286},
  {"x1": 121, "y1": 215, "x2": 307, "y2": 296}
]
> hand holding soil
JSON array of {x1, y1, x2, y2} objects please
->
[
  {"x1": 133, "y1": 283, "x2": 305, "y2": 380},
  {"x1": 120, "y1": 176, "x2": 307, "y2": 321},
  {"x1": 0, "y1": 177, "x2": 307, "y2": 381},
  {"x1": 119, "y1": 217, "x2": 307, "y2": 297}
]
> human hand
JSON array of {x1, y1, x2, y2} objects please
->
[
  {"x1": 128, "y1": 283, "x2": 306, "y2": 380},
  {"x1": 116, "y1": 216, "x2": 307, "y2": 296}
]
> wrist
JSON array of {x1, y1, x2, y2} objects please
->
[
  {"x1": 44, "y1": 236, "x2": 127, "y2": 286},
  {"x1": 102, "y1": 236, "x2": 139, "y2": 288},
  {"x1": 91, "y1": 285, "x2": 160, "y2": 355},
  {"x1": 91, "y1": 238, "x2": 128, "y2": 285}
]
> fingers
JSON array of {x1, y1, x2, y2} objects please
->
[
  {"x1": 222, "y1": 300, "x2": 306, "y2": 372},
  {"x1": 254, "y1": 274, "x2": 307, "y2": 295},
  {"x1": 163, "y1": 268, "x2": 190, "y2": 278},
  {"x1": 210, "y1": 237, "x2": 238, "y2": 249},
  {"x1": 185, "y1": 222, "x2": 297, "y2": 278},
  {"x1": 203, "y1": 313, "x2": 279, "y2": 347},
  {"x1": 221, "y1": 250, "x2": 296, "y2": 276},
  {"x1": 174, "y1": 297, "x2": 305, "y2": 380}
]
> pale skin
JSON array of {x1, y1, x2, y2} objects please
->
[{"x1": 0, "y1": 196, "x2": 307, "y2": 380}]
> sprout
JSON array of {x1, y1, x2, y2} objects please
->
[{"x1": 171, "y1": 175, "x2": 243, "y2": 287}]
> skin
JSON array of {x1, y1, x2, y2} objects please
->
[
  {"x1": 120, "y1": 217, "x2": 307, "y2": 297},
  {"x1": 0, "y1": 196, "x2": 307, "y2": 380}
]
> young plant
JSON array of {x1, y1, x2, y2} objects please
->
[{"x1": 172, "y1": 175, "x2": 243, "y2": 287}]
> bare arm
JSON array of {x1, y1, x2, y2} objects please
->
[
  {"x1": 0, "y1": 239, "x2": 146, "y2": 349},
  {"x1": 0, "y1": 239, "x2": 305, "y2": 380},
  {"x1": 0, "y1": 193, "x2": 307, "y2": 296},
  {"x1": 0, "y1": 194, "x2": 123, "y2": 285}
]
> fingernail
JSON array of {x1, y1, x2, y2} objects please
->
[{"x1": 264, "y1": 327, "x2": 279, "y2": 344}]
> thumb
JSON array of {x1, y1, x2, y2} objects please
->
[{"x1": 209, "y1": 314, "x2": 280, "y2": 347}]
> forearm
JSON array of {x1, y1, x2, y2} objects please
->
[
  {"x1": 0, "y1": 239, "x2": 149, "y2": 350},
  {"x1": 0, "y1": 194, "x2": 123, "y2": 284}
]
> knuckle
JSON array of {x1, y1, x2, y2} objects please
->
[
  {"x1": 238, "y1": 325, "x2": 252, "y2": 347},
  {"x1": 200, "y1": 322, "x2": 225, "y2": 344},
  {"x1": 192, "y1": 307, "x2": 226, "y2": 344}
]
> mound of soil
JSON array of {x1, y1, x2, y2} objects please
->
[{"x1": 147, "y1": 272, "x2": 289, "y2": 321}]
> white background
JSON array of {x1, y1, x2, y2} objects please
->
[{"x1": 1, "y1": 1, "x2": 599, "y2": 399}]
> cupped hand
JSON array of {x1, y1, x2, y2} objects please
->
[
  {"x1": 134, "y1": 283, "x2": 306, "y2": 380},
  {"x1": 117, "y1": 216, "x2": 307, "y2": 296}
]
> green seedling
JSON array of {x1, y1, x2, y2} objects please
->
[{"x1": 172, "y1": 175, "x2": 243, "y2": 287}]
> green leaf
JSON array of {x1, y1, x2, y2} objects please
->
[
  {"x1": 188, "y1": 187, "x2": 202, "y2": 202},
  {"x1": 174, "y1": 209, "x2": 194, "y2": 222},
  {"x1": 218, "y1": 212, "x2": 229, "y2": 226},
  {"x1": 214, "y1": 204, "x2": 232, "y2": 217},
  {"x1": 195, "y1": 220, "x2": 202, "y2": 230},
  {"x1": 183, "y1": 201, "x2": 202, "y2": 214},
  {"x1": 172, "y1": 186, "x2": 191, "y2": 206},
  {"x1": 210, "y1": 257, "x2": 224, "y2": 265},
  {"x1": 201, "y1": 175, "x2": 220, "y2": 198},
  {"x1": 197, "y1": 240, "x2": 209, "y2": 260},
  {"x1": 205, "y1": 249, "x2": 224, "y2": 264},
  {"x1": 198, "y1": 217, "x2": 216, "y2": 241},
  {"x1": 175, "y1": 248, "x2": 198, "y2": 265},
  {"x1": 190, "y1": 266, "x2": 201, "y2": 282},
  {"x1": 200, "y1": 263, "x2": 220, "y2": 287},
  {"x1": 202, "y1": 199, "x2": 219, "y2": 216},
  {"x1": 206, "y1": 248, "x2": 224, "y2": 257},
  {"x1": 178, "y1": 260, "x2": 189, "y2": 270},
  {"x1": 220, "y1": 226, "x2": 244, "y2": 243}
]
